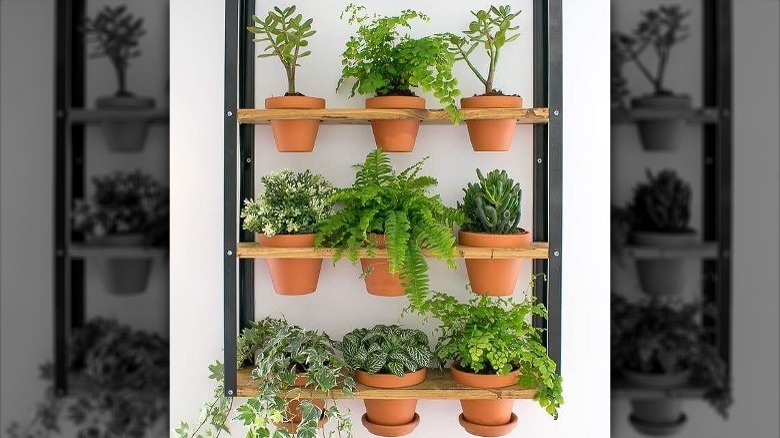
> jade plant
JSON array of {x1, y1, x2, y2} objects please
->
[
  {"x1": 315, "y1": 149, "x2": 464, "y2": 307},
  {"x1": 83, "y1": 5, "x2": 145, "y2": 97},
  {"x1": 338, "y1": 4, "x2": 461, "y2": 121},
  {"x1": 628, "y1": 169, "x2": 692, "y2": 233},
  {"x1": 458, "y1": 169, "x2": 522, "y2": 234},
  {"x1": 248, "y1": 6, "x2": 316, "y2": 96},
  {"x1": 426, "y1": 290, "x2": 564, "y2": 418},
  {"x1": 611, "y1": 295, "x2": 732, "y2": 417},
  {"x1": 448, "y1": 5, "x2": 522, "y2": 95},
  {"x1": 341, "y1": 325, "x2": 432, "y2": 376},
  {"x1": 612, "y1": 5, "x2": 690, "y2": 96}
]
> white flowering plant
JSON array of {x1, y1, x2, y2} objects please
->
[{"x1": 241, "y1": 169, "x2": 334, "y2": 237}]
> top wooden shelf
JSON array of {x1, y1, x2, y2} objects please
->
[
  {"x1": 612, "y1": 377, "x2": 707, "y2": 400},
  {"x1": 69, "y1": 109, "x2": 170, "y2": 124},
  {"x1": 611, "y1": 107, "x2": 719, "y2": 124},
  {"x1": 236, "y1": 242, "x2": 549, "y2": 259},
  {"x1": 237, "y1": 108, "x2": 549, "y2": 125},
  {"x1": 623, "y1": 242, "x2": 719, "y2": 259}
]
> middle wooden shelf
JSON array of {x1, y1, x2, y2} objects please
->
[
  {"x1": 236, "y1": 242, "x2": 549, "y2": 259},
  {"x1": 236, "y1": 368, "x2": 538, "y2": 399}
]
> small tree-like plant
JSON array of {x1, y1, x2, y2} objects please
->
[
  {"x1": 83, "y1": 5, "x2": 146, "y2": 97},
  {"x1": 458, "y1": 169, "x2": 522, "y2": 234},
  {"x1": 449, "y1": 5, "x2": 521, "y2": 95},
  {"x1": 612, "y1": 5, "x2": 690, "y2": 96},
  {"x1": 628, "y1": 169, "x2": 692, "y2": 233},
  {"x1": 338, "y1": 4, "x2": 461, "y2": 121},
  {"x1": 341, "y1": 325, "x2": 432, "y2": 376},
  {"x1": 248, "y1": 6, "x2": 316, "y2": 96}
]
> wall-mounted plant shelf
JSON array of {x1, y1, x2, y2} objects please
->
[
  {"x1": 68, "y1": 245, "x2": 167, "y2": 259},
  {"x1": 611, "y1": 379, "x2": 707, "y2": 399},
  {"x1": 236, "y1": 368, "x2": 538, "y2": 399},
  {"x1": 70, "y1": 108, "x2": 170, "y2": 124},
  {"x1": 611, "y1": 107, "x2": 719, "y2": 124},
  {"x1": 237, "y1": 108, "x2": 549, "y2": 125},
  {"x1": 235, "y1": 242, "x2": 550, "y2": 259},
  {"x1": 623, "y1": 242, "x2": 719, "y2": 259}
]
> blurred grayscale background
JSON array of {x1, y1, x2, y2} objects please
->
[
  {"x1": 611, "y1": 0, "x2": 779, "y2": 437},
  {"x1": 1, "y1": 0, "x2": 170, "y2": 437}
]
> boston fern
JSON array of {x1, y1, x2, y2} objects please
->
[
  {"x1": 341, "y1": 325, "x2": 432, "y2": 376},
  {"x1": 426, "y1": 290, "x2": 564, "y2": 418},
  {"x1": 338, "y1": 4, "x2": 462, "y2": 122},
  {"x1": 459, "y1": 169, "x2": 522, "y2": 234},
  {"x1": 315, "y1": 149, "x2": 464, "y2": 307}
]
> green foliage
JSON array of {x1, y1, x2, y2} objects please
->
[
  {"x1": 71, "y1": 170, "x2": 169, "y2": 246},
  {"x1": 315, "y1": 149, "x2": 464, "y2": 307},
  {"x1": 426, "y1": 290, "x2": 563, "y2": 418},
  {"x1": 337, "y1": 4, "x2": 462, "y2": 123},
  {"x1": 458, "y1": 169, "x2": 522, "y2": 234},
  {"x1": 612, "y1": 5, "x2": 690, "y2": 95},
  {"x1": 237, "y1": 317, "x2": 287, "y2": 368},
  {"x1": 611, "y1": 295, "x2": 732, "y2": 418},
  {"x1": 174, "y1": 362, "x2": 234, "y2": 438},
  {"x1": 248, "y1": 6, "x2": 316, "y2": 95},
  {"x1": 83, "y1": 5, "x2": 145, "y2": 96},
  {"x1": 341, "y1": 325, "x2": 432, "y2": 376},
  {"x1": 448, "y1": 5, "x2": 521, "y2": 95},
  {"x1": 628, "y1": 169, "x2": 692, "y2": 233},
  {"x1": 241, "y1": 170, "x2": 334, "y2": 237},
  {"x1": 611, "y1": 34, "x2": 631, "y2": 107}
]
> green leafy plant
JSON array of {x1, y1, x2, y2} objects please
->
[
  {"x1": 241, "y1": 170, "x2": 334, "y2": 237},
  {"x1": 174, "y1": 362, "x2": 234, "y2": 438},
  {"x1": 611, "y1": 33, "x2": 632, "y2": 107},
  {"x1": 611, "y1": 294, "x2": 732, "y2": 418},
  {"x1": 72, "y1": 171, "x2": 169, "y2": 246},
  {"x1": 426, "y1": 289, "x2": 564, "y2": 418},
  {"x1": 341, "y1": 325, "x2": 432, "y2": 376},
  {"x1": 237, "y1": 317, "x2": 287, "y2": 368},
  {"x1": 83, "y1": 5, "x2": 146, "y2": 97},
  {"x1": 8, "y1": 318, "x2": 168, "y2": 438},
  {"x1": 612, "y1": 5, "x2": 690, "y2": 96},
  {"x1": 628, "y1": 169, "x2": 692, "y2": 233},
  {"x1": 248, "y1": 6, "x2": 316, "y2": 96},
  {"x1": 458, "y1": 169, "x2": 522, "y2": 234},
  {"x1": 338, "y1": 4, "x2": 462, "y2": 122},
  {"x1": 448, "y1": 5, "x2": 521, "y2": 95},
  {"x1": 315, "y1": 149, "x2": 464, "y2": 307}
]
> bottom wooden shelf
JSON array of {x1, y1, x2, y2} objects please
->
[{"x1": 237, "y1": 368, "x2": 538, "y2": 399}]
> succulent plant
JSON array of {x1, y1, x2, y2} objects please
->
[
  {"x1": 458, "y1": 169, "x2": 522, "y2": 234},
  {"x1": 341, "y1": 325, "x2": 432, "y2": 376},
  {"x1": 629, "y1": 169, "x2": 692, "y2": 233}
]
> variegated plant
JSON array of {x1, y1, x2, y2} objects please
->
[{"x1": 340, "y1": 325, "x2": 432, "y2": 376}]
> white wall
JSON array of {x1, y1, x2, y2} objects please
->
[{"x1": 170, "y1": 0, "x2": 611, "y2": 436}]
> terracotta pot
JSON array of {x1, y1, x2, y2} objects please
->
[
  {"x1": 461, "y1": 95, "x2": 523, "y2": 152},
  {"x1": 631, "y1": 94, "x2": 692, "y2": 151},
  {"x1": 279, "y1": 374, "x2": 327, "y2": 428},
  {"x1": 632, "y1": 231, "x2": 698, "y2": 296},
  {"x1": 356, "y1": 369, "x2": 426, "y2": 436},
  {"x1": 451, "y1": 363, "x2": 519, "y2": 435},
  {"x1": 265, "y1": 96, "x2": 326, "y2": 152},
  {"x1": 89, "y1": 234, "x2": 153, "y2": 295},
  {"x1": 365, "y1": 96, "x2": 426, "y2": 152},
  {"x1": 629, "y1": 399, "x2": 687, "y2": 436},
  {"x1": 257, "y1": 234, "x2": 322, "y2": 295},
  {"x1": 360, "y1": 235, "x2": 405, "y2": 297},
  {"x1": 459, "y1": 229, "x2": 531, "y2": 296},
  {"x1": 96, "y1": 95, "x2": 155, "y2": 152}
]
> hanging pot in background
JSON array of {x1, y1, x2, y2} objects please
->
[
  {"x1": 96, "y1": 96, "x2": 155, "y2": 152},
  {"x1": 629, "y1": 399, "x2": 688, "y2": 436},
  {"x1": 90, "y1": 234, "x2": 153, "y2": 295},
  {"x1": 631, "y1": 94, "x2": 692, "y2": 151},
  {"x1": 632, "y1": 231, "x2": 698, "y2": 296}
]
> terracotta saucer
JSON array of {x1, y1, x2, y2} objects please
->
[
  {"x1": 362, "y1": 413, "x2": 420, "y2": 437},
  {"x1": 628, "y1": 413, "x2": 687, "y2": 436},
  {"x1": 458, "y1": 413, "x2": 518, "y2": 437}
]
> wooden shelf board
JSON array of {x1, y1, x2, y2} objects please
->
[
  {"x1": 237, "y1": 108, "x2": 549, "y2": 125},
  {"x1": 611, "y1": 107, "x2": 719, "y2": 124},
  {"x1": 237, "y1": 368, "x2": 537, "y2": 399},
  {"x1": 69, "y1": 245, "x2": 167, "y2": 259},
  {"x1": 612, "y1": 381, "x2": 708, "y2": 399},
  {"x1": 70, "y1": 109, "x2": 170, "y2": 124},
  {"x1": 624, "y1": 242, "x2": 719, "y2": 259},
  {"x1": 236, "y1": 242, "x2": 549, "y2": 260}
]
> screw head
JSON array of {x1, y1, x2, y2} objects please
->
[
  {"x1": 537, "y1": 158, "x2": 543, "y2": 164},
  {"x1": 227, "y1": 250, "x2": 233, "y2": 256},
  {"x1": 246, "y1": 157, "x2": 252, "y2": 164},
  {"x1": 553, "y1": 251, "x2": 560, "y2": 257},
  {"x1": 228, "y1": 390, "x2": 234, "y2": 396},
  {"x1": 553, "y1": 110, "x2": 560, "y2": 116},
  {"x1": 227, "y1": 111, "x2": 233, "y2": 117}
]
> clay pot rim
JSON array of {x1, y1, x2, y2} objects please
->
[
  {"x1": 361, "y1": 412, "x2": 420, "y2": 436},
  {"x1": 365, "y1": 95, "x2": 426, "y2": 109},
  {"x1": 354, "y1": 368, "x2": 427, "y2": 389},
  {"x1": 265, "y1": 95, "x2": 326, "y2": 104},
  {"x1": 461, "y1": 94, "x2": 523, "y2": 103},
  {"x1": 458, "y1": 412, "x2": 518, "y2": 436},
  {"x1": 459, "y1": 228, "x2": 529, "y2": 237},
  {"x1": 450, "y1": 361, "x2": 520, "y2": 389}
]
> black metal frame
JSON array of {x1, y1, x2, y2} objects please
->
[{"x1": 223, "y1": 0, "x2": 563, "y2": 395}]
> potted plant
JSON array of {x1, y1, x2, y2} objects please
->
[
  {"x1": 449, "y1": 5, "x2": 523, "y2": 151},
  {"x1": 427, "y1": 291, "x2": 563, "y2": 436},
  {"x1": 316, "y1": 149, "x2": 464, "y2": 305},
  {"x1": 83, "y1": 5, "x2": 155, "y2": 152},
  {"x1": 611, "y1": 295, "x2": 731, "y2": 434},
  {"x1": 457, "y1": 169, "x2": 528, "y2": 296},
  {"x1": 241, "y1": 169, "x2": 334, "y2": 295},
  {"x1": 613, "y1": 5, "x2": 692, "y2": 151},
  {"x1": 72, "y1": 171, "x2": 168, "y2": 295},
  {"x1": 338, "y1": 4, "x2": 461, "y2": 152},
  {"x1": 248, "y1": 6, "x2": 324, "y2": 152},
  {"x1": 626, "y1": 169, "x2": 696, "y2": 296},
  {"x1": 341, "y1": 325, "x2": 432, "y2": 436}
]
